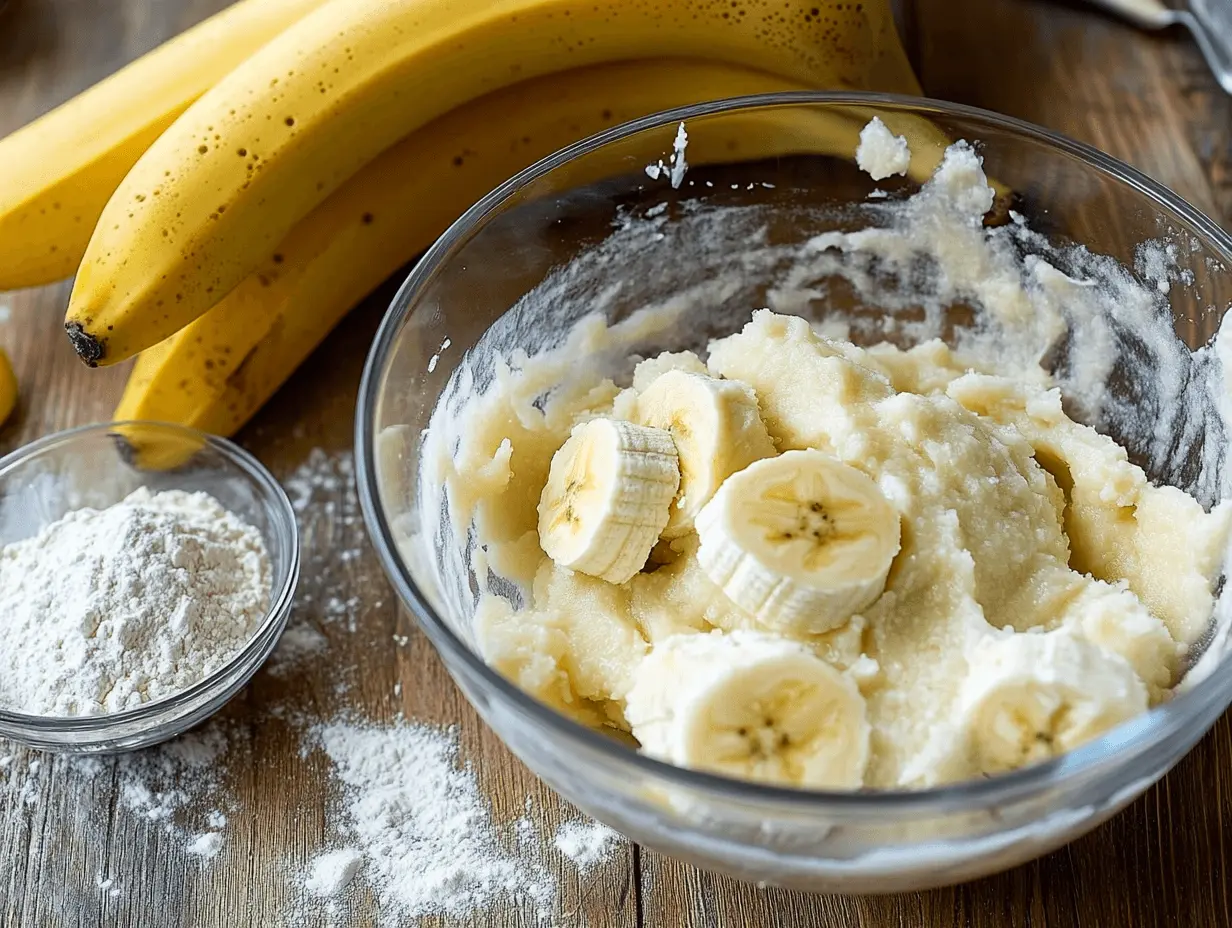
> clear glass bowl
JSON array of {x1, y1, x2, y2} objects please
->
[
  {"x1": 356, "y1": 93, "x2": 1232, "y2": 892},
  {"x1": 0, "y1": 421, "x2": 299, "y2": 753}
]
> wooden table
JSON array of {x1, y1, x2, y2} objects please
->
[{"x1": 1, "y1": 1, "x2": 1229, "y2": 925}]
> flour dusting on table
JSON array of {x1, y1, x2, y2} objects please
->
[
  {"x1": 555, "y1": 820, "x2": 621, "y2": 873},
  {"x1": 305, "y1": 719, "x2": 555, "y2": 922}
]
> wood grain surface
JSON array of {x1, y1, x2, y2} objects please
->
[{"x1": 1, "y1": 1, "x2": 1230, "y2": 925}]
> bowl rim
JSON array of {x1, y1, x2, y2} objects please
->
[
  {"x1": 0, "y1": 420, "x2": 300, "y2": 736},
  {"x1": 356, "y1": 90, "x2": 1232, "y2": 811}
]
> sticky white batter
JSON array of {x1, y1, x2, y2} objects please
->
[{"x1": 418, "y1": 132, "x2": 1232, "y2": 789}]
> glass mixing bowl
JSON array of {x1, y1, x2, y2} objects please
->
[
  {"x1": 0, "y1": 421, "x2": 299, "y2": 753},
  {"x1": 356, "y1": 93, "x2": 1232, "y2": 892}
]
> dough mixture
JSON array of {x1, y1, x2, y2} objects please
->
[{"x1": 427, "y1": 126, "x2": 1232, "y2": 790}]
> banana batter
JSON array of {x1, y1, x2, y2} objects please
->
[{"x1": 428, "y1": 132, "x2": 1232, "y2": 790}]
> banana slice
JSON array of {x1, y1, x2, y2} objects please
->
[
  {"x1": 695, "y1": 449, "x2": 900, "y2": 634},
  {"x1": 635, "y1": 370, "x2": 775, "y2": 538},
  {"x1": 625, "y1": 630, "x2": 870, "y2": 788},
  {"x1": 959, "y1": 630, "x2": 1147, "y2": 775},
  {"x1": 538, "y1": 418, "x2": 680, "y2": 584}
]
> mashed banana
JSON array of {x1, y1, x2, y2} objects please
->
[{"x1": 429, "y1": 135, "x2": 1232, "y2": 790}]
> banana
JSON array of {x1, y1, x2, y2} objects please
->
[
  {"x1": 0, "y1": 348, "x2": 16, "y2": 426},
  {"x1": 65, "y1": 0, "x2": 920, "y2": 366},
  {"x1": 537, "y1": 418, "x2": 680, "y2": 584},
  {"x1": 113, "y1": 58, "x2": 899, "y2": 435},
  {"x1": 625, "y1": 630, "x2": 870, "y2": 788},
  {"x1": 695, "y1": 449, "x2": 900, "y2": 634},
  {"x1": 0, "y1": 0, "x2": 328, "y2": 291},
  {"x1": 958, "y1": 631, "x2": 1147, "y2": 776},
  {"x1": 634, "y1": 370, "x2": 776, "y2": 539}
]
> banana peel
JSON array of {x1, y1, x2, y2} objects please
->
[
  {"x1": 114, "y1": 81, "x2": 1012, "y2": 469},
  {"x1": 117, "y1": 58, "x2": 923, "y2": 441},
  {"x1": 65, "y1": 0, "x2": 921, "y2": 366},
  {"x1": 0, "y1": 0, "x2": 329, "y2": 290}
]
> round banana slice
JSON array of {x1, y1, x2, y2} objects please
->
[
  {"x1": 635, "y1": 370, "x2": 775, "y2": 538},
  {"x1": 695, "y1": 449, "x2": 900, "y2": 634},
  {"x1": 538, "y1": 418, "x2": 680, "y2": 584},
  {"x1": 626, "y1": 630, "x2": 870, "y2": 789},
  {"x1": 959, "y1": 630, "x2": 1147, "y2": 775}
]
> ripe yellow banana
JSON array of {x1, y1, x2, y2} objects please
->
[
  {"x1": 0, "y1": 348, "x2": 16, "y2": 426},
  {"x1": 67, "y1": 0, "x2": 919, "y2": 366},
  {"x1": 116, "y1": 57, "x2": 904, "y2": 436},
  {"x1": 0, "y1": 0, "x2": 328, "y2": 291}
]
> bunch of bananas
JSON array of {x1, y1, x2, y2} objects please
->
[{"x1": 0, "y1": 0, "x2": 926, "y2": 437}]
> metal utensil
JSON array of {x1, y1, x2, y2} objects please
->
[{"x1": 1088, "y1": 0, "x2": 1232, "y2": 93}]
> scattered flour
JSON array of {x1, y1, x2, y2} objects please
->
[
  {"x1": 0, "y1": 488, "x2": 270, "y2": 716},
  {"x1": 308, "y1": 720, "x2": 554, "y2": 921},
  {"x1": 0, "y1": 719, "x2": 238, "y2": 878},
  {"x1": 266, "y1": 623, "x2": 329, "y2": 676},
  {"x1": 304, "y1": 847, "x2": 364, "y2": 898},
  {"x1": 283, "y1": 448, "x2": 356, "y2": 517},
  {"x1": 186, "y1": 831, "x2": 224, "y2": 860},
  {"x1": 554, "y1": 820, "x2": 620, "y2": 873},
  {"x1": 113, "y1": 724, "x2": 234, "y2": 832},
  {"x1": 669, "y1": 121, "x2": 689, "y2": 189},
  {"x1": 645, "y1": 121, "x2": 689, "y2": 188},
  {"x1": 514, "y1": 815, "x2": 540, "y2": 852},
  {"x1": 283, "y1": 450, "x2": 369, "y2": 637}
]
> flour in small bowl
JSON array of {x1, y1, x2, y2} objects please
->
[{"x1": 0, "y1": 488, "x2": 270, "y2": 717}]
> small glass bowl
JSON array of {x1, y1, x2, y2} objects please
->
[
  {"x1": 0, "y1": 421, "x2": 299, "y2": 753},
  {"x1": 357, "y1": 93, "x2": 1232, "y2": 892}
]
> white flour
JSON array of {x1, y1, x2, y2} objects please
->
[
  {"x1": 266, "y1": 623, "x2": 329, "y2": 676},
  {"x1": 113, "y1": 723, "x2": 234, "y2": 830},
  {"x1": 644, "y1": 121, "x2": 689, "y2": 188},
  {"x1": 0, "y1": 488, "x2": 270, "y2": 716},
  {"x1": 554, "y1": 820, "x2": 620, "y2": 873},
  {"x1": 185, "y1": 831, "x2": 223, "y2": 859},
  {"x1": 304, "y1": 847, "x2": 363, "y2": 898},
  {"x1": 855, "y1": 116, "x2": 910, "y2": 180},
  {"x1": 307, "y1": 719, "x2": 554, "y2": 922}
]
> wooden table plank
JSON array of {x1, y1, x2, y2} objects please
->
[{"x1": 2, "y1": 1, "x2": 1231, "y2": 926}]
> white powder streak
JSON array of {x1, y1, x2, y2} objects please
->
[
  {"x1": 186, "y1": 832, "x2": 223, "y2": 859},
  {"x1": 554, "y1": 820, "x2": 620, "y2": 873},
  {"x1": 645, "y1": 121, "x2": 689, "y2": 189},
  {"x1": 310, "y1": 720, "x2": 554, "y2": 921},
  {"x1": 304, "y1": 847, "x2": 363, "y2": 897},
  {"x1": 669, "y1": 121, "x2": 689, "y2": 189}
]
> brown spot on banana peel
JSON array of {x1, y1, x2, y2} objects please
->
[{"x1": 65, "y1": 322, "x2": 104, "y2": 367}]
